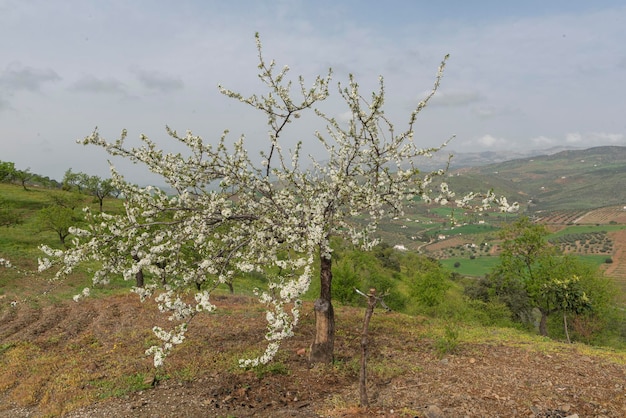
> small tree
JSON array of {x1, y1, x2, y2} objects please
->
[
  {"x1": 0, "y1": 161, "x2": 16, "y2": 183},
  {"x1": 492, "y1": 217, "x2": 608, "y2": 338},
  {"x1": 542, "y1": 274, "x2": 590, "y2": 343},
  {"x1": 62, "y1": 169, "x2": 89, "y2": 193},
  {"x1": 36, "y1": 205, "x2": 79, "y2": 245},
  {"x1": 410, "y1": 263, "x2": 451, "y2": 308},
  {"x1": 0, "y1": 197, "x2": 23, "y2": 227},
  {"x1": 13, "y1": 168, "x2": 32, "y2": 191},
  {"x1": 39, "y1": 34, "x2": 515, "y2": 367},
  {"x1": 83, "y1": 175, "x2": 116, "y2": 211}
]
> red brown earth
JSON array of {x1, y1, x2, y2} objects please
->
[{"x1": 1, "y1": 293, "x2": 625, "y2": 417}]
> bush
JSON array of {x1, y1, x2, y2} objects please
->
[
  {"x1": 464, "y1": 299, "x2": 515, "y2": 327},
  {"x1": 332, "y1": 258, "x2": 362, "y2": 305},
  {"x1": 435, "y1": 323, "x2": 459, "y2": 358},
  {"x1": 409, "y1": 268, "x2": 450, "y2": 308},
  {"x1": 605, "y1": 258, "x2": 613, "y2": 264},
  {"x1": 367, "y1": 274, "x2": 406, "y2": 311}
]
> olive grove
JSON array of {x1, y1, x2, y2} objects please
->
[{"x1": 38, "y1": 35, "x2": 517, "y2": 367}]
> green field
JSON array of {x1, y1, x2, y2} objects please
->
[
  {"x1": 548, "y1": 224, "x2": 626, "y2": 238},
  {"x1": 440, "y1": 253, "x2": 612, "y2": 278},
  {"x1": 440, "y1": 256, "x2": 501, "y2": 277}
]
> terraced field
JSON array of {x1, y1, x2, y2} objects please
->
[
  {"x1": 603, "y1": 229, "x2": 626, "y2": 295},
  {"x1": 576, "y1": 206, "x2": 626, "y2": 225},
  {"x1": 419, "y1": 206, "x2": 626, "y2": 286}
]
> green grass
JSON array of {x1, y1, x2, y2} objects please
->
[
  {"x1": 440, "y1": 256, "x2": 501, "y2": 277},
  {"x1": 548, "y1": 224, "x2": 626, "y2": 238},
  {"x1": 577, "y1": 254, "x2": 615, "y2": 268},
  {"x1": 446, "y1": 224, "x2": 499, "y2": 235},
  {"x1": 441, "y1": 254, "x2": 613, "y2": 277}
]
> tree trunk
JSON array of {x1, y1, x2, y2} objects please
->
[
  {"x1": 563, "y1": 311, "x2": 571, "y2": 343},
  {"x1": 132, "y1": 254, "x2": 144, "y2": 288},
  {"x1": 309, "y1": 253, "x2": 335, "y2": 364},
  {"x1": 359, "y1": 288, "x2": 377, "y2": 407},
  {"x1": 539, "y1": 310, "x2": 548, "y2": 337},
  {"x1": 135, "y1": 268, "x2": 145, "y2": 288}
]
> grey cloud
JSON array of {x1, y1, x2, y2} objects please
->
[
  {"x1": 70, "y1": 75, "x2": 128, "y2": 95},
  {"x1": 472, "y1": 106, "x2": 496, "y2": 119},
  {"x1": 0, "y1": 63, "x2": 61, "y2": 92},
  {"x1": 531, "y1": 136, "x2": 557, "y2": 147},
  {"x1": 429, "y1": 90, "x2": 482, "y2": 107},
  {"x1": 134, "y1": 70, "x2": 184, "y2": 92},
  {"x1": 0, "y1": 95, "x2": 10, "y2": 111}
]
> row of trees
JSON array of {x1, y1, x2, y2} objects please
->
[
  {"x1": 61, "y1": 169, "x2": 119, "y2": 212},
  {"x1": 1, "y1": 161, "x2": 117, "y2": 211},
  {"x1": 1, "y1": 161, "x2": 118, "y2": 243},
  {"x1": 0, "y1": 161, "x2": 60, "y2": 190}
]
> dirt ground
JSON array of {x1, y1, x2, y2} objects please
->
[{"x1": 1, "y1": 293, "x2": 625, "y2": 418}]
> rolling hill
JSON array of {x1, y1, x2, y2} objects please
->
[{"x1": 446, "y1": 145, "x2": 626, "y2": 212}]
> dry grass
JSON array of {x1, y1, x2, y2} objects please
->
[{"x1": 1, "y1": 292, "x2": 626, "y2": 417}]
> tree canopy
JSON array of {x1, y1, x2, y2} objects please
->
[
  {"x1": 488, "y1": 216, "x2": 614, "y2": 340},
  {"x1": 39, "y1": 34, "x2": 517, "y2": 367}
]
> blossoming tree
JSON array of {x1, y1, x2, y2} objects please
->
[{"x1": 39, "y1": 34, "x2": 516, "y2": 367}]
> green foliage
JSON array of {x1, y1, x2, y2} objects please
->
[
  {"x1": 373, "y1": 242, "x2": 401, "y2": 272},
  {"x1": 434, "y1": 322, "x2": 460, "y2": 358},
  {"x1": 366, "y1": 274, "x2": 406, "y2": 311},
  {"x1": 331, "y1": 246, "x2": 457, "y2": 312},
  {"x1": 331, "y1": 257, "x2": 361, "y2": 305},
  {"x1": 408, "y1": 259, "x2": 450, "y2": 307},
  {"x1": 470, "y1": 216, "x2": 622, "y2": 343},
  {"x1": 463, "y1": 299, "x2": 515, "y2": 327},
  {"x1": 332, "y1": 247, "x2": 405, "y2": 308},
  {"x1": 35, "y1": 205, "x2": 81, "y2": 245},
  {"x1": 0, "y1": 161, "x2": 16, "y2": 182},
  {"x1": 0, "y1": 197, "x2": 23, "y2": 227},
  {"x1": 466, "y1": 274, "x2": 533, "y2": 323}
]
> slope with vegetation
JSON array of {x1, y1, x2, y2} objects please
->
[
  {"x1": 1, "y1": 180, "x2": 625, "y2": 416},
  {"x1": 449, "y1": 145, "x2": 626, "y2": 212}
]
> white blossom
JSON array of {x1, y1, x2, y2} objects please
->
[{"x1": 35, "y1": 36, "x2": 516, "y2": 369}]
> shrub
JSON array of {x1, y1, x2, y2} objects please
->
[
  {"x1": 435, "y1": 323, "x2": 460, "y2": 358},
  {"x1": 464, "y1": 299, "x2": 515, "y2": 327},
  {"x1": 409, "y1": 268, "x2": 450, "y2": 308}
]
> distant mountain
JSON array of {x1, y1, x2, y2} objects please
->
[
  {"x1": 445, "y1": 146, "x2": 626, "y2": 212},
  {"x1": 415, "y1": 146, "x2": 582, "y2": 172}
]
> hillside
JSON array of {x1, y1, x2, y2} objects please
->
[
  {"x1": 447, "y1": 146, "x2": 626, "y2": 212},
  {"x1": 1, "y1": 147, "x2": 626, "y2": 417},
  {"x1": 1, "y1": 294, "x2": 625, "y2": 417}
]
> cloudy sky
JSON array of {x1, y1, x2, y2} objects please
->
[{"x1": 1, "y1": 0, "x2": 625, "y2": 183}]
